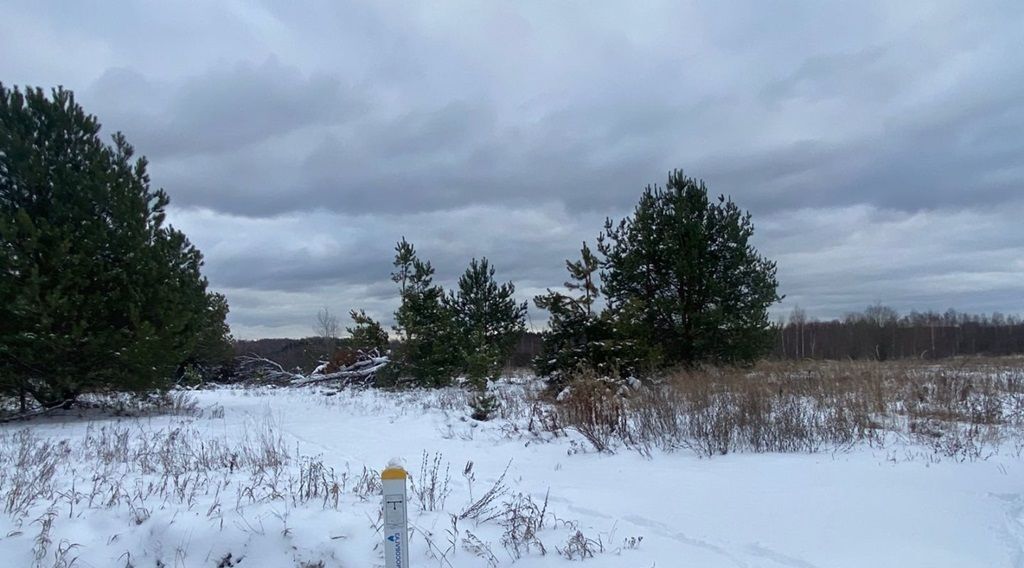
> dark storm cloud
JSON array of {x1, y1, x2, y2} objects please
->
[{"x1": 2, "y1": 0, "x2": 1022, "y2": 336}]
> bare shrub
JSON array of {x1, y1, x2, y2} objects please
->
[
  {"x1": 557, "y1": 529, "x2": 604, "y2": 560},
  {"x1": 459, "y1": 461, "x2": 511, "y2": 522},
  {"x1": 556, "y1": 378, "x2": 628, "y2": 453},
  {"x1": 412, "y1": 451, "x2": 451, "y2": 512},
  {"x1": 294, "y1": 456, "x2": 341, "y2": 509},
  {"x1": 31, "y1": 507, "x2": 57, "y2": 567},
  {"x1": 241, "y1": 415, "x2": 289, "y2": 471},
  {"x1": 462, "y1": 531, "x2": 500, "y2": 568},
  {"x1": 352, "y1": 466, "x2": 381, "y2": 501},
  {"x1": 51, "y1": 540, "x2": 80, "y2": 568},
  {"x1": 493, "y1": 491, "x2": 548, "y2": 560}
]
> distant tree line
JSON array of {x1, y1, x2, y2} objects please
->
[{"x1": 774, "y1": 305, "x2": 1024, "y2": 360}]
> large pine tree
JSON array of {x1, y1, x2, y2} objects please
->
[
  {"x1": 0, "y1": 84, "x2": 231, "y2": 408},
  {"x1": 598, "y1": 169, "x2": 781, "y2": 367}
]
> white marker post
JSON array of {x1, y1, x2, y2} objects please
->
[{"x1": 382, "y1": 465, "x2": 410, "y2": 568}]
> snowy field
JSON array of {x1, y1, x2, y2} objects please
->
[{"x1": 1, "y1": 381, "x2": 1023, "y2": 568}]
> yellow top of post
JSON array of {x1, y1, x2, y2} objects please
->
[{"x1": 381, "y1": 466, "x2": 407, "y2": 480}]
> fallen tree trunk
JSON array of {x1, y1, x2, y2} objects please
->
[
  {"x1": 236, "y1": 350, "x2": 389, "y2": 387},
  {"x1": 291, "y1": 357, "x2": 389, "y2": 386},
  {"x1": 237, "y1": 354, "x2": 304, "y2": 385}
]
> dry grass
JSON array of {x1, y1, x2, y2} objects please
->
[
  {"x1": 0, "y1": 408, "x2": 392, "y2": 566},
  {"x1": 555, "y1": 358, "x2": 1024, "y2": 459},
  {"x1": 0, "y1": 386, "x2": 630, "y2": 566},
  {"x1": 0, "y1": 413, "x2": 351, "y2": 562}
]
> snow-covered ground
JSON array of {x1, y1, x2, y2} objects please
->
[{"x1": 1, "y1": 383, "x2": 1022, "y2": 567}]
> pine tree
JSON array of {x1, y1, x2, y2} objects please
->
[
  {"x1": 446, "y1": 258, "x2": 527, "y2": 382},
  {"x1": 180, "y1": 292, "x2": 234, "y2": 381},
  {"x1": 445, "y1": 257, "x2": 527, "y2": 419},
  {"x1": 563, "y1": 242, "x2": 599, "y2": 316},
  {"x1": 347, "y1": 309, "x2": 388, "y2": 353},
  {"x1": 384, "y1": 241, "x2": 526, "y2": 409},
  {"x1": 0, "y1": 84, "x2": 231, "y2": 408},
  {"x1": 387, "y1": 238, "x2": 460, "y2": 387},
  {"x1": 534, "y1": 243, "x2": 641, "y2": 387},
  {"x1": 598, "y1": 169, "x2": 781, "y2": 367}
]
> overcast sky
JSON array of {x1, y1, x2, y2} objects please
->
[{"x1": 3, "y1": 1, "x2": 1022, "y2": 338}]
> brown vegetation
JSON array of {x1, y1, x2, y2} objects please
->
[{"x1": 554, "y1": 358, "x2": 1024, "y2": 459}]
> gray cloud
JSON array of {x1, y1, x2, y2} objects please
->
[
  {"x1": 2, "y1": 0, "x2": 1023, "y2": 337},
  {"x1": 88, "y1": 59, "x2": 361, "y2": 158}
]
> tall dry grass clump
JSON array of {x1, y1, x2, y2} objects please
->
[{"x1": 555, "y1": 359, "x2": 1024, "y2": 458}]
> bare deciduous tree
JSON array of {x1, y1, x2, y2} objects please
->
[
  {"x1": 790, "y1": 305, "x2": 807, "y2": 359},
  {"x1": 314, "y1": 307, "x2": 339, "y2": 357}
]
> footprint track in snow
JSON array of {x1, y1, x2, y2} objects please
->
[{"x1": 621, "y1": 513, "x2": 822, "y2": 568}]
